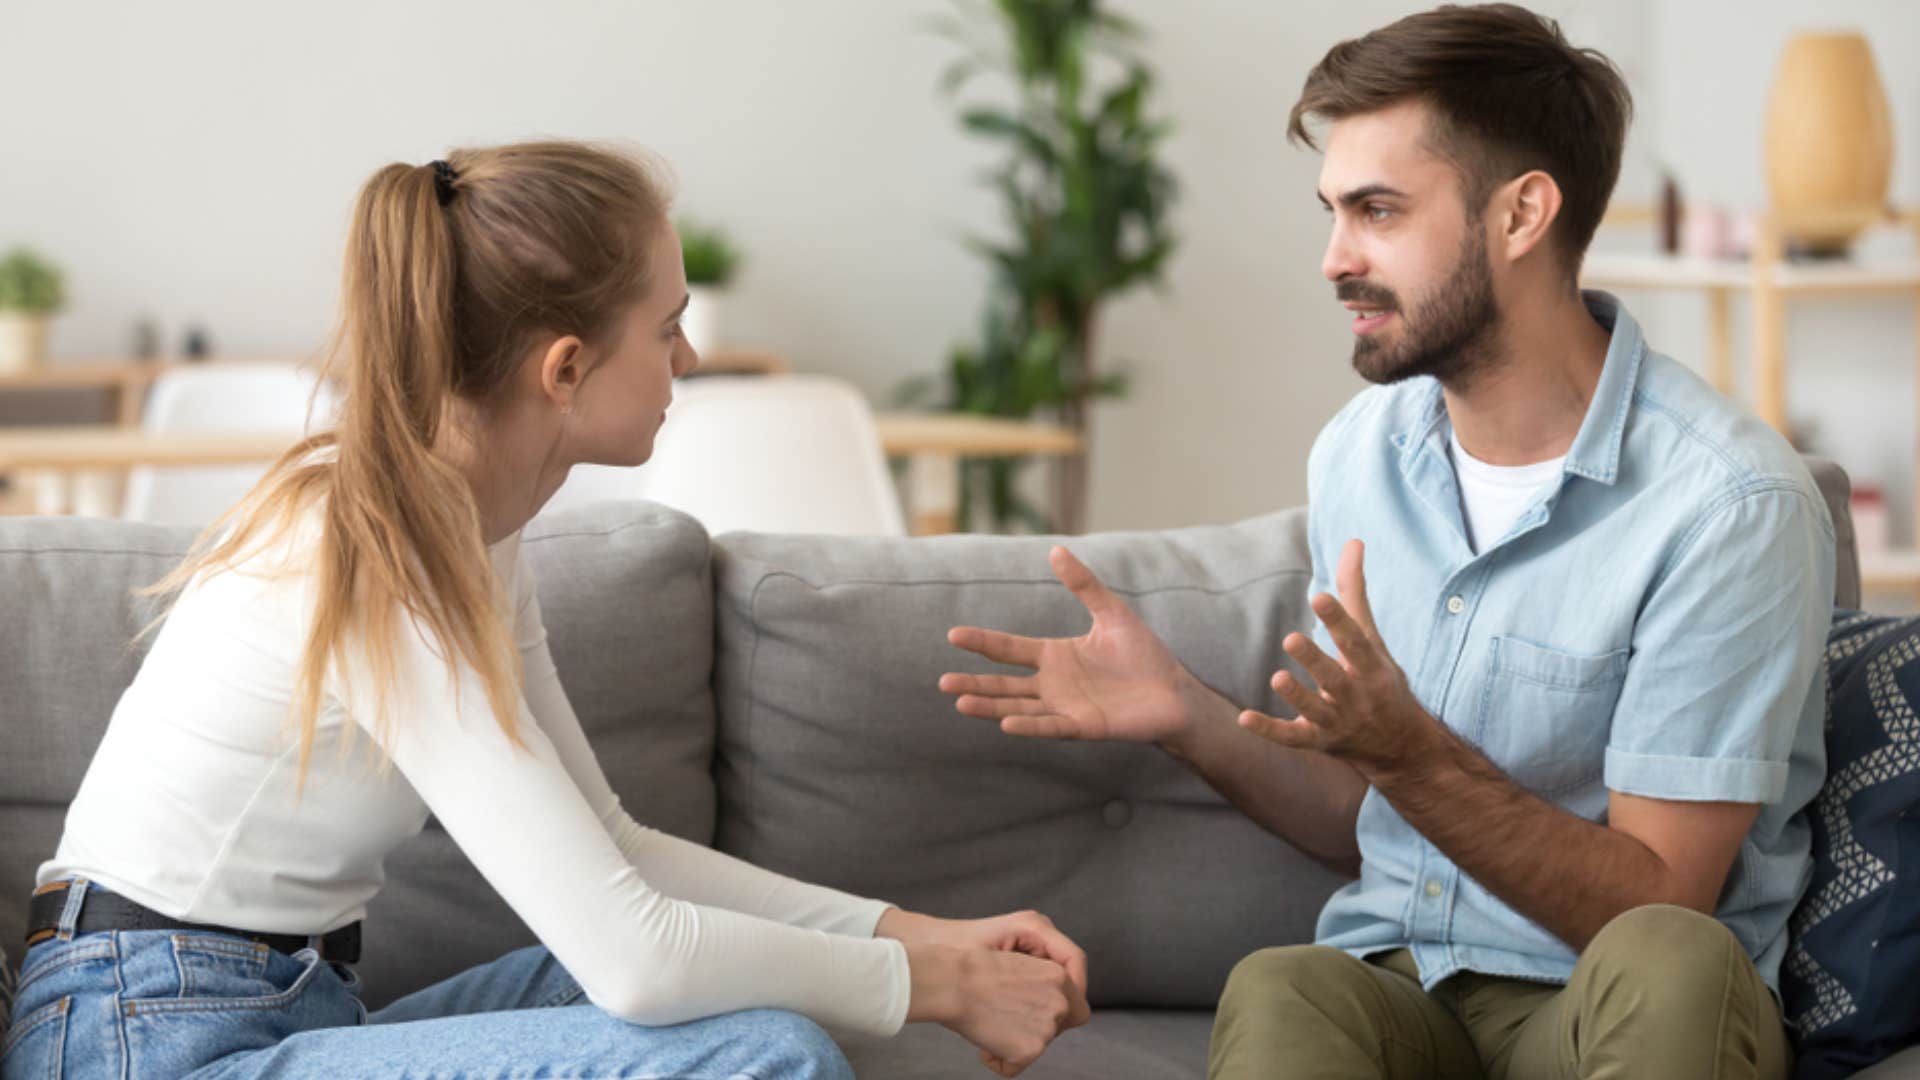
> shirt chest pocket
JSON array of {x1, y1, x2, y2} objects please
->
[{"x1": 1476, "y1": 637, "x2": 1630, "y2": 798}]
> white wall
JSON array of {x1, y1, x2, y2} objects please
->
[
  {"x1": 0, "y1": 1, "x2": 1000, "y2": 378},
  {"x1": 22, "y1": 1, "x2": 1907, "y2": 537}
]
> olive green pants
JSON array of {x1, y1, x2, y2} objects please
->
[{"x1": 1209, "y1": 905, "x2": 1791, "y2": 1080}]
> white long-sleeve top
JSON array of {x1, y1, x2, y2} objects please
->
[{"x1": 40, "y1": 517, "x2": 912, "y2": 1034}]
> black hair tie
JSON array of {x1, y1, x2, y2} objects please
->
[{"x1": 430, "y1": 160, "x2": 458, "y2": 207}]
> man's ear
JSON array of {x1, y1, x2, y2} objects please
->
[
  {"x1": 1494, "y1": 169, "x2": 1564, "y2": 265},
  {"x1": 538, "y1": 335, "x2": 587, "y2": 413}
]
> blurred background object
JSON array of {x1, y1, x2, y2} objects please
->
[
  {"x1": 0, "y1": 250, "x2": 64, "y2": 375},
  {"x1": 678, "y1": 217, "x2": 742, "y2": 356},
  {"x1": 1764, "y1": 31, "x2": 1894, "y2": 258}
]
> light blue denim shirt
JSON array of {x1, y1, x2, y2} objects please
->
[{"x1": 1310, "y1": 292, "x2": 1833, "y2": 991}]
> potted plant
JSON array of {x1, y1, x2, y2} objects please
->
[
  {"x1": 0, "y1": 249, "x2": 65, "y2": 374},
  {"x1": 918, "y1": 0, "x2": 1178, "y2": 533},
  {"x1": 677, "y1": 219, "x2": 741, "y2": 356}
]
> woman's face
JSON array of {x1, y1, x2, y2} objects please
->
[{"x1": 560, "y1": 220, "x2": 700, "y2": 468}]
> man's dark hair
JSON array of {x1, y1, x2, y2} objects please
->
[{"x1": 1289, "y1": 3, "x2": 1633, "y2": 278}]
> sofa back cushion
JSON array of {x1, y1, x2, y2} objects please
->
[
  {"x1": 0, "y1": 503, "x2": 717, "y2": 1007},
  {"x1": 711, "y1": 511, "x2": 1352, "y2": 1009},
  {"x1": 1803, "y1": 456, "x2": 1859, "y2": 610}
]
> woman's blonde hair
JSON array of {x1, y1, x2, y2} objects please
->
[{"x1": 143, "y1": 140, "x2": 673, "y2": 782}]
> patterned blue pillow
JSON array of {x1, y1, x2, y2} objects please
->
[{"x1": 1784, "y1": 612, "x2": 1920, "y2": 1079}]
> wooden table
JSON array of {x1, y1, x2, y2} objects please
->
[
  {"x1": 874, "y1": 414, "x2": 1082, "y2": 534},
  {"x1": 0, "y1": 360, "x2": 210, "y2": 426},
  {"x1": 0, "y1": 413, "x2": 1081, "y2": 535}
]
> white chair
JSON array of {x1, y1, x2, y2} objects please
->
[
  {"x1": 122, "y1": 363, "x2": 337, "y2": 525},
  {"x1": 544, "y1": 375, "x2": 907, "y2": 536}
]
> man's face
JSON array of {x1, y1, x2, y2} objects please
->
[{"x1": 1317, "y1": 101, "x2": 1502, "y2": 387}]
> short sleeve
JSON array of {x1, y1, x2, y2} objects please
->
[{"x1": 1603, "y1": 485, "x2": 1834, "y2": 802}]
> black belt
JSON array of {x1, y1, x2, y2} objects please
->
[{"x1": 25, "y1": 881, "x2": 361, "y2": 964}]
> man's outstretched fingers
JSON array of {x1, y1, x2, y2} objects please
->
[
  {"x1": 1282, "y1": 631, "x2": 1350, "y2": 694},
  {"x1": 1336, "y1": 539, "x2": 1381, "y2": 639},
  {"x1": 1050, "y1": 545, "x2": 1124, "y2": 620},
  {"x1": 956, "y1": 694, "x2": 1049, "y2": 719},
  {"x1": 1270, "y1": 669, "x2": 1334, "y2": 725},
  {"x1": 999, "y1": 713, "x2": 1081, "y2": 739},
  {"x1": 1309, "y1": 594, "x2": 1377, "y2": 674},
  {"x1": 940, "y1": 671, "x2": 1037, "y2": 698},
  {"x1": 1237, "y1": 708, "x2": 1319, "y2": 749},
  {"x1": 949, "y1": 625, "x2": 1044, "y2": 668}
]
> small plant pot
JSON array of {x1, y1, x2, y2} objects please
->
[
  {"x1": 0, "y1": 312, "x2": 49, "y2": 374},
  {"x1": 682, "y1": 286, "x2": 726, "y2": 357}
]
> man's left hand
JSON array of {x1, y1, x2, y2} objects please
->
[{"x1": 1238, "y1": 539, "x2": 1438, "y2": 779}]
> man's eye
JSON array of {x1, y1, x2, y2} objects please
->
[{"x1": 1366, "y1": 205, "x2": 1391, "y2": 223}]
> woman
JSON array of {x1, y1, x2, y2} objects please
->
[{"x1": 3, "y1": 141, "x2": 1087, "y2": 1080}]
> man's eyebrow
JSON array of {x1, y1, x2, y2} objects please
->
[{"x1": 1317, "y1": 183, "x2": 1408, "y2": 209}]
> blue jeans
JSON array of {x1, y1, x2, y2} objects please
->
[{"x1": 3, "y1": 881, "x2": 854, "y2": 1079}]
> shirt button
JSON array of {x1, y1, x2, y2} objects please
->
[
  {"x1": 1446, "y1": 596, "x2": 1465, "y2": 615},
  {"x1": 1101, "y1": 799, "x2": 1133, "y2": 829},
  {"x1": 1424, "y1": 880, "x2": 1443, "y2": 898}
]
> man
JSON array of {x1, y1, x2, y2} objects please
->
[{"x1": 938, "y1": 5, "x2": 1833, "y2": 1077}]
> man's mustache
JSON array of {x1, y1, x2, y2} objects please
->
[{"x1": 1336, "y1": 281, "x2": 1399, "y2": 310}]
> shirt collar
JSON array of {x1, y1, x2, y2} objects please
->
[
  {"x1": 1562, "y1": 291, "x2": 1643, "y2": 486},
  {"x1": 1393, "y1": 290, "x2": 1644, "y2": 489}
]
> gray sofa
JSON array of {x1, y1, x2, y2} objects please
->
[{"x1": 2, "y1": 457, "x2": 1912, "y2": 1078}]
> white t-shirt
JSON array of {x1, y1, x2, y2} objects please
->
[
  {"x1": 1448, "y1": 427, "x2": 1567, "y2": 554},
  {"x1": 40, "y1": 512, "x2": 911, "y2": 1034}
]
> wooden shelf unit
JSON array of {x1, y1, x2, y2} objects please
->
[{"x1": 1583, "y1": 205, "x2": 1920, "y2": 591}]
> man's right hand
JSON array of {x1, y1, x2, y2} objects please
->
[{"x1": 940, "y1": 545, "x2": 1200, "y2": 746}]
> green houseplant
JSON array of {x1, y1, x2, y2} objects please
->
[
  {"x1": 920, "y1": 0, "x2": 1178, "y2": 532},
  {"x1": 0, "y1": 248, "x2": 65, "y2": 374},
  {"x1": 678, "y1": 219, "x2": 742, "y2": 356}
]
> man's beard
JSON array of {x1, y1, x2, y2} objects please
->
[{"x1": 1340, "y1": 224, "x2": 1503, "y2": 389}]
